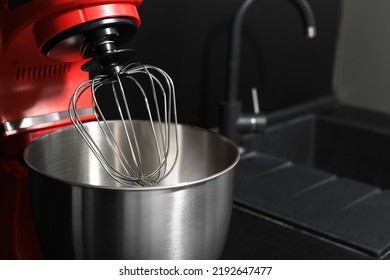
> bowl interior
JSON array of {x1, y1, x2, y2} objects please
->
[{"x1": 24, "y1": 121, "x2": 239, "y2": 188}]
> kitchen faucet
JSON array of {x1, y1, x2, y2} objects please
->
[{"x1": 220, "y1": 0, "x2": 317, "y2": 143}]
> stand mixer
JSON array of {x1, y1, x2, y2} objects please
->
[
  {"x1": 0, "y1": 0, "x2": 149, "y2": 259},
  {"x1": 0, "y1": 0, "x2": 240, "y2": 260}
]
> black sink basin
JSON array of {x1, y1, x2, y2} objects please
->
[
  {"x1": 249, "y1": 113, "x2": 390, "y2": 189},
  {"x1": 233, "y1": 106, "x2": 390, "y2": 259}
]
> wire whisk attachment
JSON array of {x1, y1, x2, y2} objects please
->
[{"x1": 69, "y1": 62, "x2": 178, "y2": 186}]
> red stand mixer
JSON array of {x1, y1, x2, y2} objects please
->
[{"x1": 0, "y1": 0, "x2": 143, "y2": 259}]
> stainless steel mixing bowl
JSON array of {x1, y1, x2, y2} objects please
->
[{"x1": 24, "y1": 121, "x2": 239, "y2": 259}]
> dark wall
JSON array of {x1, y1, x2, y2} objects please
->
[{"x1": 128, "y1": 0, "x2": 342, "y2": 127}]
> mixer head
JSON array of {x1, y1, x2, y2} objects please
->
[{"x1": 0, "y1": 0, "x2": 144, "y2": 155}]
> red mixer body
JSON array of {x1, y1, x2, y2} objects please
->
[{"x1": 0, "y1": 0, "x2": 142, "y2": 259}]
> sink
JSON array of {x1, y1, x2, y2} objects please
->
[
  {"x1": 247, "y1": 113, "x2": 390, "y2": 189},
  {"x1": 234, "y1": 108, "x2": 390, "y2": 259}
]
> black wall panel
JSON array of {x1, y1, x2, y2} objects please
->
[{"x1": 124, "y1": 0, "x2": 342, "y2": 127}]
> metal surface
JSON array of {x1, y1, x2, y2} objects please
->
[
  {"x1": 24, "y1": 121, "x2": 239, "y2": 259},
  {"x1": 1, "y1": 108, "x2": 93, "y2": 134}
]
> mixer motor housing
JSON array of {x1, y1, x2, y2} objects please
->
[{"x1": 0, "y1": 0, "x2": 143, "y2": 259}]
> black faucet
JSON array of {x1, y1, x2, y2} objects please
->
[{"x1": 220, "y1": 0, "x2": 317, "y2": 144}]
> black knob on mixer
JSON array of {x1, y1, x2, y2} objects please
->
[{"x1": 81, "y1": 48, "x2": 136, "y2": 77}]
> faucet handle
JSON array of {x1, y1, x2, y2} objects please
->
[
  {"x1": 251, "y1": 87, "x2": 260, "y2": 114},
  {"x1": 220, "y1": 87, "x2": 267, "y2": 143},
  {"x1": 236, "y1": 87, "x2": 267, "y2": 134}
]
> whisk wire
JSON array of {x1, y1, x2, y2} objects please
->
[
  {"x1": 113, "y1": 76, "x2": 145, "y2": 178},
  {"x1": 72, "y1": 80, "x2": 139, "y2": 184},
  {"x1": 133, "y1": 64, "x2": 177, "y2": 180},
  {"x1": 122, "y1": 63, "x2": 174, "y2": 180}
]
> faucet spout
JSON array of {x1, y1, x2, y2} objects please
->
[
  {"x1": 291, "y1": 0, "x2": 317, "y2": 38},
  {"x1": 227, "y1": 0, "x2": 316, "y2": 103},
  {"x1": 220, "y1": 0, "x2": 316, "y2": 143}
]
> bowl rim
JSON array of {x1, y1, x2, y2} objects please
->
[{"x1": 24, "y1": 121, "x2": 240, "y2": 191}]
